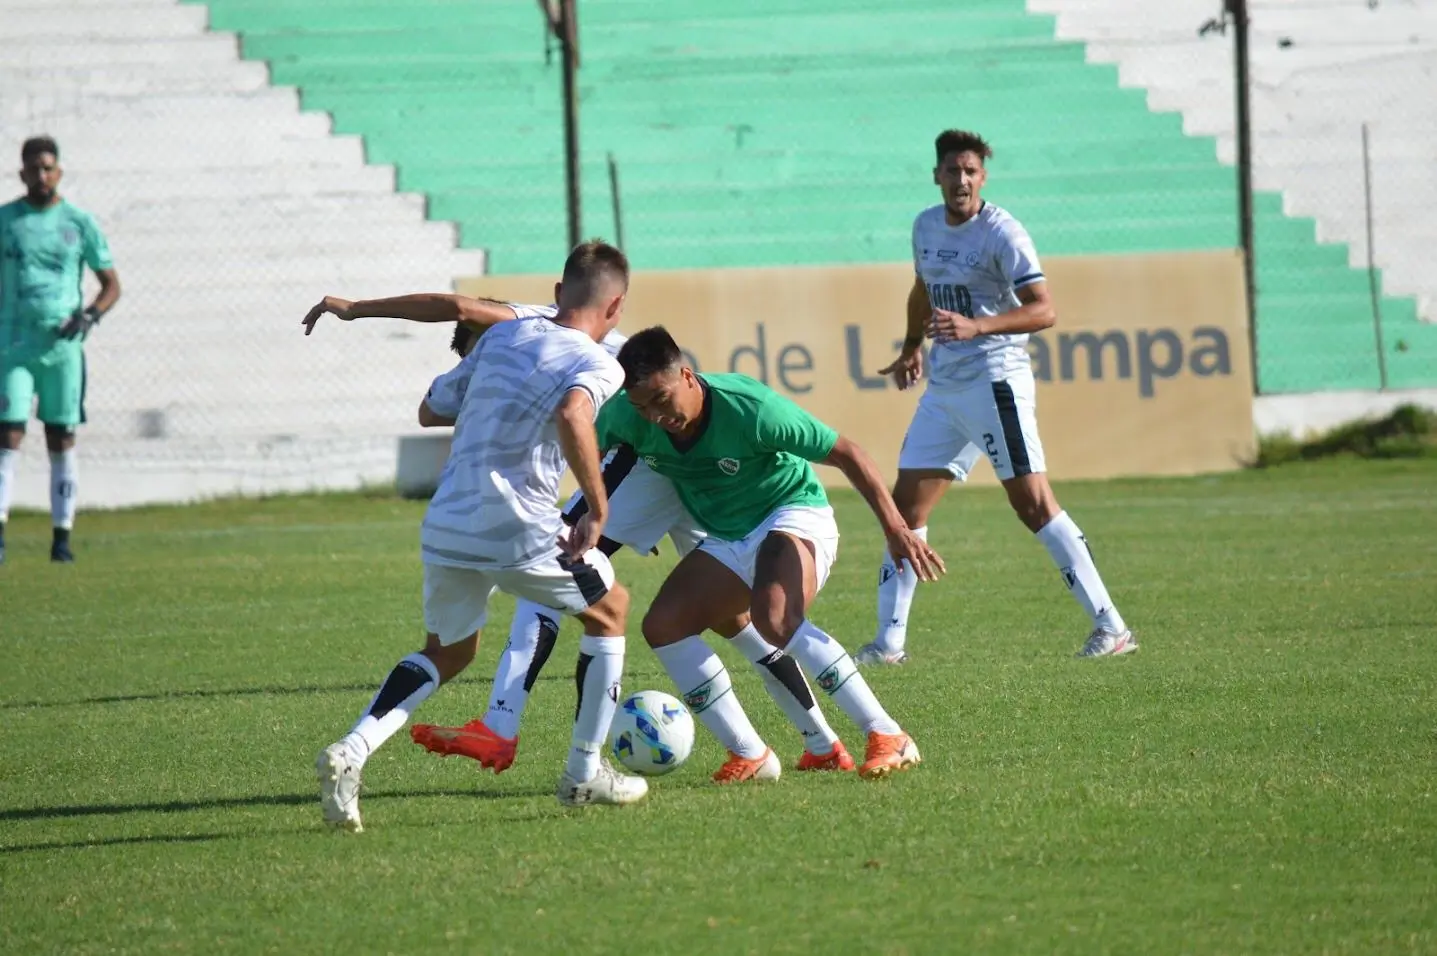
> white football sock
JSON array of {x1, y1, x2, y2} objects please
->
[
  {"x1": 652, "y1": 635, "x2": 766, "y2": 759},
  {"x1": 1036, "y1": 511, "x2": 1126, "y2": 633},
  {"x1": 49, "y1": 449, "x2": 77, "y2": 530},
  {"x1": 875, "y1": 525, "x2": 926, "y2": 652},
  {"x1": 787, "y1": 620, "x2": 902, "y2": 735},
  {"x1": 729, "y1": 623, "x2": 839, "y2": 755},
  {"x1": 566, "y1": 635, "x2": 624, "y2": 782},
  {"x1": 0, "y1": 447, "x2": 17, "y2": 524},
  {"x1": 343, "y1": 652, "x2": 441, "y2": 763},
  {"x1": 485, "y1": 601, "x2": 561, "y2": 739}
]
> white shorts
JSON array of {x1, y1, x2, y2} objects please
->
[
  {"x1": 898, "y1": 371, "x2": 1046, "y2": 481},
  {"x1": 422, "y1": 548, "x2": 615, "y2": 646},
  {"x1": 563, "y1": 448, "x2": 705, "y2": 557},
  {"x1": 699, "y1": 505, "x2": 839, "y2": 592}
]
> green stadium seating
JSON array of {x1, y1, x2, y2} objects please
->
[{"x1": 186, "y1": 0, "x2": 1435, "y2": 393}]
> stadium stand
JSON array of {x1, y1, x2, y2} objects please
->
[
  {"x1": 2, "y1": 0, "x2": 482, "y2": 503},
  {"x1": 190, "y1": 0, "x2": 1435, "y2": 394}
]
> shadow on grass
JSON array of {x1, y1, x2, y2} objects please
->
[
  {"x1": 0, "y1": 674, "x2": 567, "y2": 711},
  {"x1": 0, "y1": 784, "x2": 552, "y2": 828}
]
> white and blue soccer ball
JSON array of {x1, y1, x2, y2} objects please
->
[{"x1": 609, "y1": 690, "x2": 695, "y2": 776}]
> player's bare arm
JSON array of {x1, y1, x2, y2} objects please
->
[
  {"x1": 877, "y1": 276, "x2": 929, "y2": 390},
  {"x1": 301, "y1": 293, "x2": 517, "y2": 336},
  {"x1": 821, "y1": 436, "x2": 945, "y2": 581},
  {"x1": 417, "y1": 399, "x2": 456, "y2": 428},
  {"x1": 928, "y1": 281, "x2": 1056, "y2": 343},
  {"x1": 554, "y1": 388, "x2": 608, "y2": 558}
]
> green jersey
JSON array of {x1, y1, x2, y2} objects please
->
[
  {"x1": 596, "y1": 373, "x2": 838, "y2": 541},
  {"x1": 0, "y1": 198, "x2": 113, "y2": 363}
]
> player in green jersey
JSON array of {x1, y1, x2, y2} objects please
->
[
  {"x1": 600, "y1": 327, "x2": 944, "y2": 780},
  {"x1": 0, "y1": 136, "x2": 121, "y2": 563}
]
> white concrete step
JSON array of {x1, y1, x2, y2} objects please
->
[
  {"x1": 9, "y1": 34, "x2": 239, "y2": 68},
  {"x1": 63, "y1": 165, "x2": 398, "y2": 203},
  {"x1": 0, "y1": 3, "x2": 209, "y2": 40},
  {"x1": 16, "y1": 134, "x2": 368, "y2": 169},
  {"x1": 0, "y1": 61, "x2": 271, "y2": 97}
]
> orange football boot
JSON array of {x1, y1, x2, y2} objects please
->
[
  {"x1": 411, "y1": 719, "x2": 518, "y2": 773},
  {"x1": 795, "y1": 740, "x2": 856, "y2": 772},
  {"x1": 858, "y1": 731, "x2": 921, "y2": 779}
]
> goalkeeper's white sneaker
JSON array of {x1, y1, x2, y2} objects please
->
[
  {"x1": 556, "y1": 760, "x2": 649, "y2": 808},
  {"x1": 316, "y1": 741, "x2": 364, "y2": 832},
  {"x1": 1076, "y1": 627, "x2": 1138, "y2": 659},
  {"x1": 854, "y1": 642, "x2": 909, "y2": 668}
]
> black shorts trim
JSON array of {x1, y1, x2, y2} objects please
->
[
  {"x1": 563, "y1": 444, "x2": 638, "y2": 525},
  {"x1": 991, "y1": 380, "x2": 1033, "y2": 478},
  {"x1": 561, "y1": 557, "x2": 610, "y2": 606}
]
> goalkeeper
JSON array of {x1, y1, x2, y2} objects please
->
[{"x1": 0, "y1": 136, "x2": 121, "y2": 564}]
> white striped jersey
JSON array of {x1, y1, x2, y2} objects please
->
[
  {"x1": 508, "y1": 302, "x2": 628, "y2": 358},
  {"x1": 419, "y1": 313, "x2": 624, "y2": 570},
  {"x1": 912, "y1": 201, "x2": 1044, "y2": 389}
]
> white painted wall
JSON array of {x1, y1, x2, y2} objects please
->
[
  {"x1": 1, "y1": 0, "x2": 487, "y2": 510},
  {"x1": 1029, "y1": 0, "x2": 1437, "y2": 320}
]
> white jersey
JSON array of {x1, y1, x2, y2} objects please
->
[
  {"x1": 912, "y1": 202, "x2": 1044, "y2": 389},
  {"x1": 420, "y1": 314, "x2": 624, "y2": 570},
  {"x1": 509, "y1": 302, "x2": 628, "y2": 358}
]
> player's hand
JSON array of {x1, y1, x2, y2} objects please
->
[
  {"x1": 877, "y1": 349, "x2": 923, "y2": 391},
  {"x1": 560, "y1": 513, "x2": 605, "y2": 560},
  {"x1": 301, "y1": 296, "x2": 357, "y2": 335},
  {"x1": 928, "y1": 309, "x2": 982, "y2": 343},
  {"x1": 58, "y1": 306, "x2": 101, "y2": 341},
  {"x1": 886, "y1": 528, "x2": 946, "y2": 582}
]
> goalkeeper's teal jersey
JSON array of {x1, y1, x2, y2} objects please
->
[
  {"x1": 0, "y1": 198, "x2": 113, "y2": 362},
  {"x1": 596, "y1": 373, "x2": 838, "y2": 542}
]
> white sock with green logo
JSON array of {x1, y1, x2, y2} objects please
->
[
  {"x1": 787, "y1": 620, "x2": 902, "y2": 735},
  {"x1": 729, "y1": 623, "x2": 840, "y2": 755},
  {"x1": 652, "y1": 635, "x2": 767, "y2": 759}
]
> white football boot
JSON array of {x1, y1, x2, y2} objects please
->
[
  {"x1": 556, "y1": 759, "x2": 650, "y2": 807},
  {"x1": 1075, "y1": 627, "x2": 1138, "y2": 659},
  {"x1": 316, "y1": 741, "x2": 364, "y2": 832},
  {"x1": 854, "y1": 642, "x2": 910, "y2": 667}
]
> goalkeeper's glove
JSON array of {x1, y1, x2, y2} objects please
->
[{"x1": 59, "y1": 305, "x2": 102, "y2": 340}]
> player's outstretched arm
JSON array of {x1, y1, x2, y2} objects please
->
[
  {"x1": 821, "y1": 436, "x2": 945, "y2": 581},
  {"x1": 554, "y1": 389, "x2": 608, "y2": 558},
  {"x1": 301, "y1": 293, "x2": 516, "y2": 336},
  {"x1": 876, "y1": 275, "x2": 929, "y2": 390}
]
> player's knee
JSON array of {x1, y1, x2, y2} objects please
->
[
  {"x1": 750, "y1": 595, "x2": 802, "y2": 648},
  {"x1": 1, "y1": 423, "x2": 25, "y2": 450},
  {"x1": 641, "y1": 600, "x2": 688, "y2": 649},
  {"x1": 42, "y1": 426, "x2": 74, "y2": 452},
  {"x1": 423, "y1": 633, "x2": 477, "y2": 683},
  {"x1": 1005, "y1": 480, "x2": 1058, "y2": 532}
]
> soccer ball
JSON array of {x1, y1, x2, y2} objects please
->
[{"x1": 609, "y1": 690, "x2": 695, "y2": 776}]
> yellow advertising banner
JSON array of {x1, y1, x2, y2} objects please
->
[{"x1": 457, "y1": 249, "x2": 1254, "y2": 486}]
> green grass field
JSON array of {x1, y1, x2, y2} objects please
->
[{"x1": 2, "y1": 459, "x2": 1434, "y2": 954}]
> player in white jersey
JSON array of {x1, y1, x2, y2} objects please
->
[
  {"x1": 863, "y1": 129, "x2": 1135, "y2": 664},
  {"x1": 308, "y1": 241, "x2": 649, "y2": 831},
  {"x1": 301, "y1": 293, "x2": 856, "y2": 773}
]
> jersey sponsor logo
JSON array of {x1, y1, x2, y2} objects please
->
[{"x1": 717, "y1": 457, "x2": 740, "y2": 476}]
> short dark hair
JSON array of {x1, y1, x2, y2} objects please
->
[
  {"x1": 559, "y1": 239, "x2": 629, "y2": 308},
  {"x1": 934, "y1": 129, "x2": 992, "y2": 166},
  {"x1": 450, "y1": 322, "x2": 475, "y2": 356},
  {"x1": 616, "y1": 326, "x2": 683, "y2": 389},
  {"x1": 22, "y1": 136, "x2": 59, "y2": 164}
]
